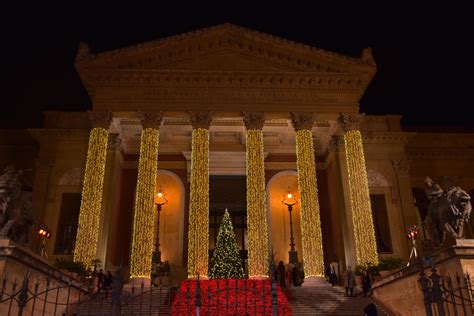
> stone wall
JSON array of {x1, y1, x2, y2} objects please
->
[{"x1": 371, "y1": 239, "x2": 474, "y2": 315}]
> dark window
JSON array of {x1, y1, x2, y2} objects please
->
[
  {"x1": 370, "y1": 194, "x2": 393, "y2": 253},
  {"x1": 54, "y1": 193, "x2": 81, "y2": 254}
]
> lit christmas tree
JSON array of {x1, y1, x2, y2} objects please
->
[{"x1": 209, "y1": 209, "x2": 245, "y2": 279}]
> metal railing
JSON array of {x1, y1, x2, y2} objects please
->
[
  {"x1": 0, "y1": 268, "x2": 172, "y2": 316},
  {"x1": 419, "y1": 265, "x2": 474, "y2": 316}
]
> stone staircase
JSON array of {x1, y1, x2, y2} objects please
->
[
  {"x1": 285, "y1": 284, "x2": 387, "y2": 315},
  {"x1": 76, "y1": 287, "x2": 172, "y2": 315}
]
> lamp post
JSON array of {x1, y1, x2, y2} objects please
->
[
  {"x1": 282, "y1": 188, "x2": 298, "y2": 264},
  {"x1": 38, "y1": 224, "x2": 52, "y2": 260},
  {"x1": 153, "y1": 185, "x2": 168, "y2": 263}
]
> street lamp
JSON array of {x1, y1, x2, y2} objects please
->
[
  {"x1": 38, "y1": 224, "x2": 52, "y2": 260},
  {"x1": 282, "y1": 187, "x2": 298, "y2": 264},
  {"x1": 153, "y1": 185, "x2": 168, "y2": 263}
]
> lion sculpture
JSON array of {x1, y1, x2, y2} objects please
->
[
  {"x1": 0, "y1": 165, "x2": 34, "y2": 244},
  {"x1": 424, "y1": 177, "x2": 472, "y2": 247}
]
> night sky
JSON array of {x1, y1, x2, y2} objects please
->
[{"x1": 4, "y1": 6, "x2": 472, "y2": 130}]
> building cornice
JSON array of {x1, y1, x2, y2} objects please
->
[
  {"x1": 77, "y1": 23, "x2": 375, "y2": 75},
  {"x1": 362, "y1": 132, "x2": 415, "y2": 146}
]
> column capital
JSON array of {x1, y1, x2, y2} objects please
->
[
  {"x1": 392, "y1": 159, "x2": 410, "y2": 175},
  {"x1": 140, "y1": 111, "x2": 163, "y2": 129},
  {"x1": 291, "y1": 112, "x2": 315, "y2": 131},
  {"x1": 242, "y1": 112, "x2": 265, "y2": 130},
  {"x1": 189, "y1": 111, "x2": 212, "y2": 130},
  {"x1": 338, "y1": 113, "x2": 364, "y2": 132},
  {"x1": 107, "y1": 133, "x2": 122, "y2": 151},
  {"x1": 88, "y1": 111, "x2": 113, "y2": 129}
]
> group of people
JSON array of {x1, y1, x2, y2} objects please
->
[
  {"x1": 274, "y1": 261, "x2": 304, "y2": 287},
  {"x1": 96, "y1": 269, "x2": 113, "y2": 293},
  {"x1": 327, "y1": 258, "x2": 372, "y2": 298}
]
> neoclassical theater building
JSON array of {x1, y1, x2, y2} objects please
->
[{"x1": 2, "y1": 24, "x2": 474, "y2": 281}]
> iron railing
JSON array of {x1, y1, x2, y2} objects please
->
[{"x1": 419, "y1": 265, "x2": 474, "y2": 316}]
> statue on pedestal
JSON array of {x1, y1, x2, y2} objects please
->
[
  {"x1": 424, "y1": 177, "x2": 472, "y2": 247},
  {"x1": 0, "y1": 165, "x2": 33, "y2": 244}
]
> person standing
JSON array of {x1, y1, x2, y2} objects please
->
[
  {"x1": 343, "y1": 266, "x2": 356, "y2": 297},
  {"x1": 362, "y1": 271, "x2": 372, "y2": 297},
  {"x1": 277, "y1": 261, "x2": 286, "y2": 287},
  {"x1": 97, "y1": 269, "x2": 105, "y2": 293},
  {"x1": 329, "y1": 255, "x2": 339, "y2": 283},
  {"x1": 329, "y1": 265, "x2": 338, "y2": 286}
]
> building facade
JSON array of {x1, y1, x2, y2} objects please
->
[{"x1": 2, "y1": 24, "x2": 474, "y2": 281}]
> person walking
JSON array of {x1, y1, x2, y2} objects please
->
[
  {"x1": 343, "y1": 266, "x2": 356, "y2": 297},
  {"x1": 362, "y1": 271, "x2": 372, "y2": 297}
]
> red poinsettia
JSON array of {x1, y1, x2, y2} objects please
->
[{"x1": 171, "y1": 279, "x2": 292, "y2": 315}]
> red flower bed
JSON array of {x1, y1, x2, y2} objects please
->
[{"x1": 171, "y1": 279, "x2": 292, "y2": 315}]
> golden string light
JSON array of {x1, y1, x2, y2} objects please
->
[
  {"x1": 295, "y1": 129, "x2": 324, "y2": 277},
  {"x1": 74, "y1": 128, "x2": 109, "y2": 268},
  {"x1": 246, "y1": 129, "x2": 269, "y2": 278},
  {"x1": 187, "y1": 128, "x2": 210, "y2": 278},
  {"x1": 344, "y1": 130, "x2": 379, "y2": 266},
  {"x1": 130, "y1": 128, "x2": 160, "y2": 278}
]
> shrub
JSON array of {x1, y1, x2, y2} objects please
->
[
  {"x1": 355, "y1": 263, "x2": 379, "y2": 276},
  {"x1": 378, "y1": 256, "x2": 405, "y2": 271},
  {"x1": 54, "y1": 258, "x2": 87, "y2": 277},
  {"x1": 355, "y1": 256, "x2": 405, "y2": 276}
]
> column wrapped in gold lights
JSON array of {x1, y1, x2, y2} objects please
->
[
  {"x1": 74, "y1": 111, "x2": 112, "y2": 268},
  {"x1": 340, "y1": 113, "x2": 378, "y2": 266},
  {"x1": 291, "y1": 112, "x2": 324, "y2": 277},
  {"x1": 130, "y1": 112, "x2": 163, "y2": 278},
  {"x1": 243, "y1": 112, "x2": 269, "y2": 278},
  {"x1": 187, "y1": 112, "x2": 212, "y2": 278}
]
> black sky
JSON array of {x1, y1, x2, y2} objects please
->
[{"x1": 3, "y1": 5, "x2": 472, "y2": 130}]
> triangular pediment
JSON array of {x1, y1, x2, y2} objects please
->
[{"x1": 76, "y1": 23, "x2": 376, "y2": 75}]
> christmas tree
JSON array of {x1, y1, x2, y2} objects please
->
[{"x1": 209, "y1": 209, "x2": 245, "y2": 279}]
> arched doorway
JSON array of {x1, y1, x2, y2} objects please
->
[
  {"x1": 266, "y1": 171, "x2": 302, "y2": 264},
  {"x1": 156, "y1": 170, "x2": 185, "y2": 268}
]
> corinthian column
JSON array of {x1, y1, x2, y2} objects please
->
[
  {"x1": 187, "y1": 111, "x2": 212, "y2": 278},
  {"x1": 243, "y1": 112, "x2": 269, "y2": 277},
  {"x1": 130, "y1": 112, "x2": 163, "y2": 278},
  {"x1": 291, "y1": 112, "x2": 324, "y2": 277},
  {"x1": 339, "y1": 113, "x2": 378, "y2": 266},
  {"x1": 74, "y1": 111, "x2": 112, "y2": 268}
]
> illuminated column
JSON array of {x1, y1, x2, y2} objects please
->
[
  {"x1": 97, "y1": 133, "x2": 122, "y2": 267},
  {"x1": 187, "y1": 111, "x2": 212, "y2": 278},
  {"x1": 291, "y1": 112, "x2": 324, "y2": 277},
  {"x1": 243, "y1": 112, "x2": 269, "y2": 278},
  {"x1": 74, "y1": 111, "x2": 112, "y2": 268},
  {"x1": 130, "y1": 112, "x2": 163, "y2": 278},
  {"x1": 339, "y1": 113, "x2": 378, "y2": 266}
]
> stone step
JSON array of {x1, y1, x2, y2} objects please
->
[{"x1": 285, "y1": 285, "x2": 387, "y2": 316}]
